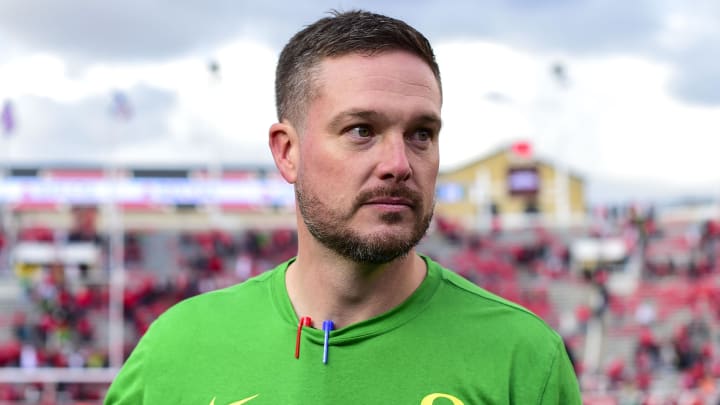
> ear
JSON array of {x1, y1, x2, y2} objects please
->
[{"x1": 269, "y1": 121, "x2": 299, "y2": 184}]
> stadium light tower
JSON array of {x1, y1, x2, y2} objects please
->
[
  {"x1": 550, "y1": 61, "x2": 572, "y2": 226},
  {"x1": 0, "y1": 100, "x2": 17, "y2": 275},
  {"x1": 205, "y1": 57, "x2": 227, "y2": 229},
  {"x1": 106, "y1": 90, "x2": 128, "y2": 370}
]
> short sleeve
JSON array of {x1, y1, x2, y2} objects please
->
[
  {"x1": 538, "y1": 339, "x2": 582, "y2": 405},
  {"x1": 104, "y1": 328, "x2": 152, "y2": 404}
]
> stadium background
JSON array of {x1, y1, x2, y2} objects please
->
[
  {"x1": 1, "y1": 2, "x2": 720, "y2": 403},
  {"x1": 0, "y1": 143, "x2": 719, "y2": 404}
]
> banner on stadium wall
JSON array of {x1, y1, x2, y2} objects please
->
[
  {"x1": 436, "y1": 182, "x2": 465, "y2": 203},
  {"x1": 0, "y1": 177, "x2": 295, "y2": 208}
]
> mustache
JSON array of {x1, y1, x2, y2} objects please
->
[{"x1": 354, "y1": 186, "x2": 422, "y2": 209}]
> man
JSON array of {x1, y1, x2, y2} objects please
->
[{"x1": 105, "y1": 10, "x2": 581, "y2": 404}]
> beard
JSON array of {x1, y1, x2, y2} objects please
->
[{"x1": 296, "y1": 181, "x2": 434, "y2": 265}]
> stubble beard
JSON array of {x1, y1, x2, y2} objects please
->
[{"x1": 296, "y1": 182, "x2": 434, "y2": 265}]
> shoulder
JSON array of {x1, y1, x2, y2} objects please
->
[
  {"x1": 110, "y1": 267, "x2": 283, "y2": 378},
  {"x1": 420, "y1": 257, "x2": 579, "y2": 399},
  {"x1": 105, "y1": 266, "x2": 288, "y2": 403},
  {"x1": 155, "y1": 267, "x2": 279, "y2": 329},
  {"x1": 425, "y1": 257, "x2": 563, "y2": 344}
]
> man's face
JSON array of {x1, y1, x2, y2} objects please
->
[{"x1": 295, "y1": 50, "x2": 441, "y2": 264}]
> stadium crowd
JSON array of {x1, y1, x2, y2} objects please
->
[{"x1": 0, "y1": 204, "x2": 719, "y2": 403}]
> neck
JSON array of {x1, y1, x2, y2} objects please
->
[{"x1": 286, "y1": 234, "x2": 427, "y2": 329}]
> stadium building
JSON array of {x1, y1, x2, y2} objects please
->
[{"x1": 436, "y1": 141, "x2": 587, "y2": 229}]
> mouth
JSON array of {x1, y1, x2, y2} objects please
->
[
  {"x1": 354, "y1": 186, "x2": 422, "y2": 214},
  {"x1": 363, "y1": 197, "x2": 415, "y2": 208}
]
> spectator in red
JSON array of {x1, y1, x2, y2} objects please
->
[
  {"x1": 673, "y1": 325, "x2": 696, "y2": 371},
  {"x1": 606, "y1": 357, "x2": 626, "y2": 389},
  {"x1": 635, "y1": 328, "x2": 662, "y2": 372},
  {"x1": 67, "y1": 206, "x2": 103, "y2": 245},
  {"x1": 575, "y1": 304, "x2": 591, "y2": 334}
]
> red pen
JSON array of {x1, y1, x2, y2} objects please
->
[{"x1": 295, "y1": 316, "x2": 312, "y2": 359}]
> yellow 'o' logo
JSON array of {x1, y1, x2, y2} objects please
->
[{"x1": 420, "y1": 393, "x2": 465, "y2": 405}]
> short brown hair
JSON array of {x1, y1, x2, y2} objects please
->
[{"x1": 275, "y1": 10, "x2": 441, "y2": 128}]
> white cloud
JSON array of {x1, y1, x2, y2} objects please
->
[
  {"x1": 1, "y1": 2, "x2": 719, "y2": 203},
  {"x1": 434, "y1": 40, "x2": 720, "y2": 189},
  {"x1": 0, "y1": 53, "x2": 74, "y2": 101},
  {"x1": 166, "y1": 40, "x2": 278, "y2": 166},
  {"x1": 436, "y1": 40, "x2": 542, "y2": 170},
  {"x1": 568, "y1": 55, "x2": 720, "y2": 185}
]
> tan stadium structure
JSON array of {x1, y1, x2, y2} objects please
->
[{"x1": 436, "y1": 142, "x2": 587, "y2": 229}]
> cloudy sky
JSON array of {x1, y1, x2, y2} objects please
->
[{"x1": 0, "y1": 0, "x2": 719, "y2": 204}]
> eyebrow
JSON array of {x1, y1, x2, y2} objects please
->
[
  {"x1": 415, "y1": 113, "x2": 443, "y2": 131},
  {"x1": 328, "y1": 109, "x2": 382, "y2": 131},
  {"x1": 328, "y1": 109, "x2": 442, "y2": 132}
]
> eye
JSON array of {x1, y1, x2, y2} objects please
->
[
  {"x1": 346, "y1": 125, "x2": 373, "y2": 139},
  {"x1": 409, "y1": 128, "x2": 434, "y2": 143}
]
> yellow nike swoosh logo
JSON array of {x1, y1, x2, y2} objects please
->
[{"x1": 209, "y1": 394, "x2": 259, "y2": 405}]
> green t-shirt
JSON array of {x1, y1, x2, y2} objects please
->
[{"x1": 105, "y1": 255, "x2": 581, "y2": 404}]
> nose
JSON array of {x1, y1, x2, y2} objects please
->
[{"x1": 376, "y1": 135, "x2": 412, "y2": 182}]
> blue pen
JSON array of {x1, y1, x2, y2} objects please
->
[{"x1": 322, "y1": 320, "x2": 334, "y2": 364}]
